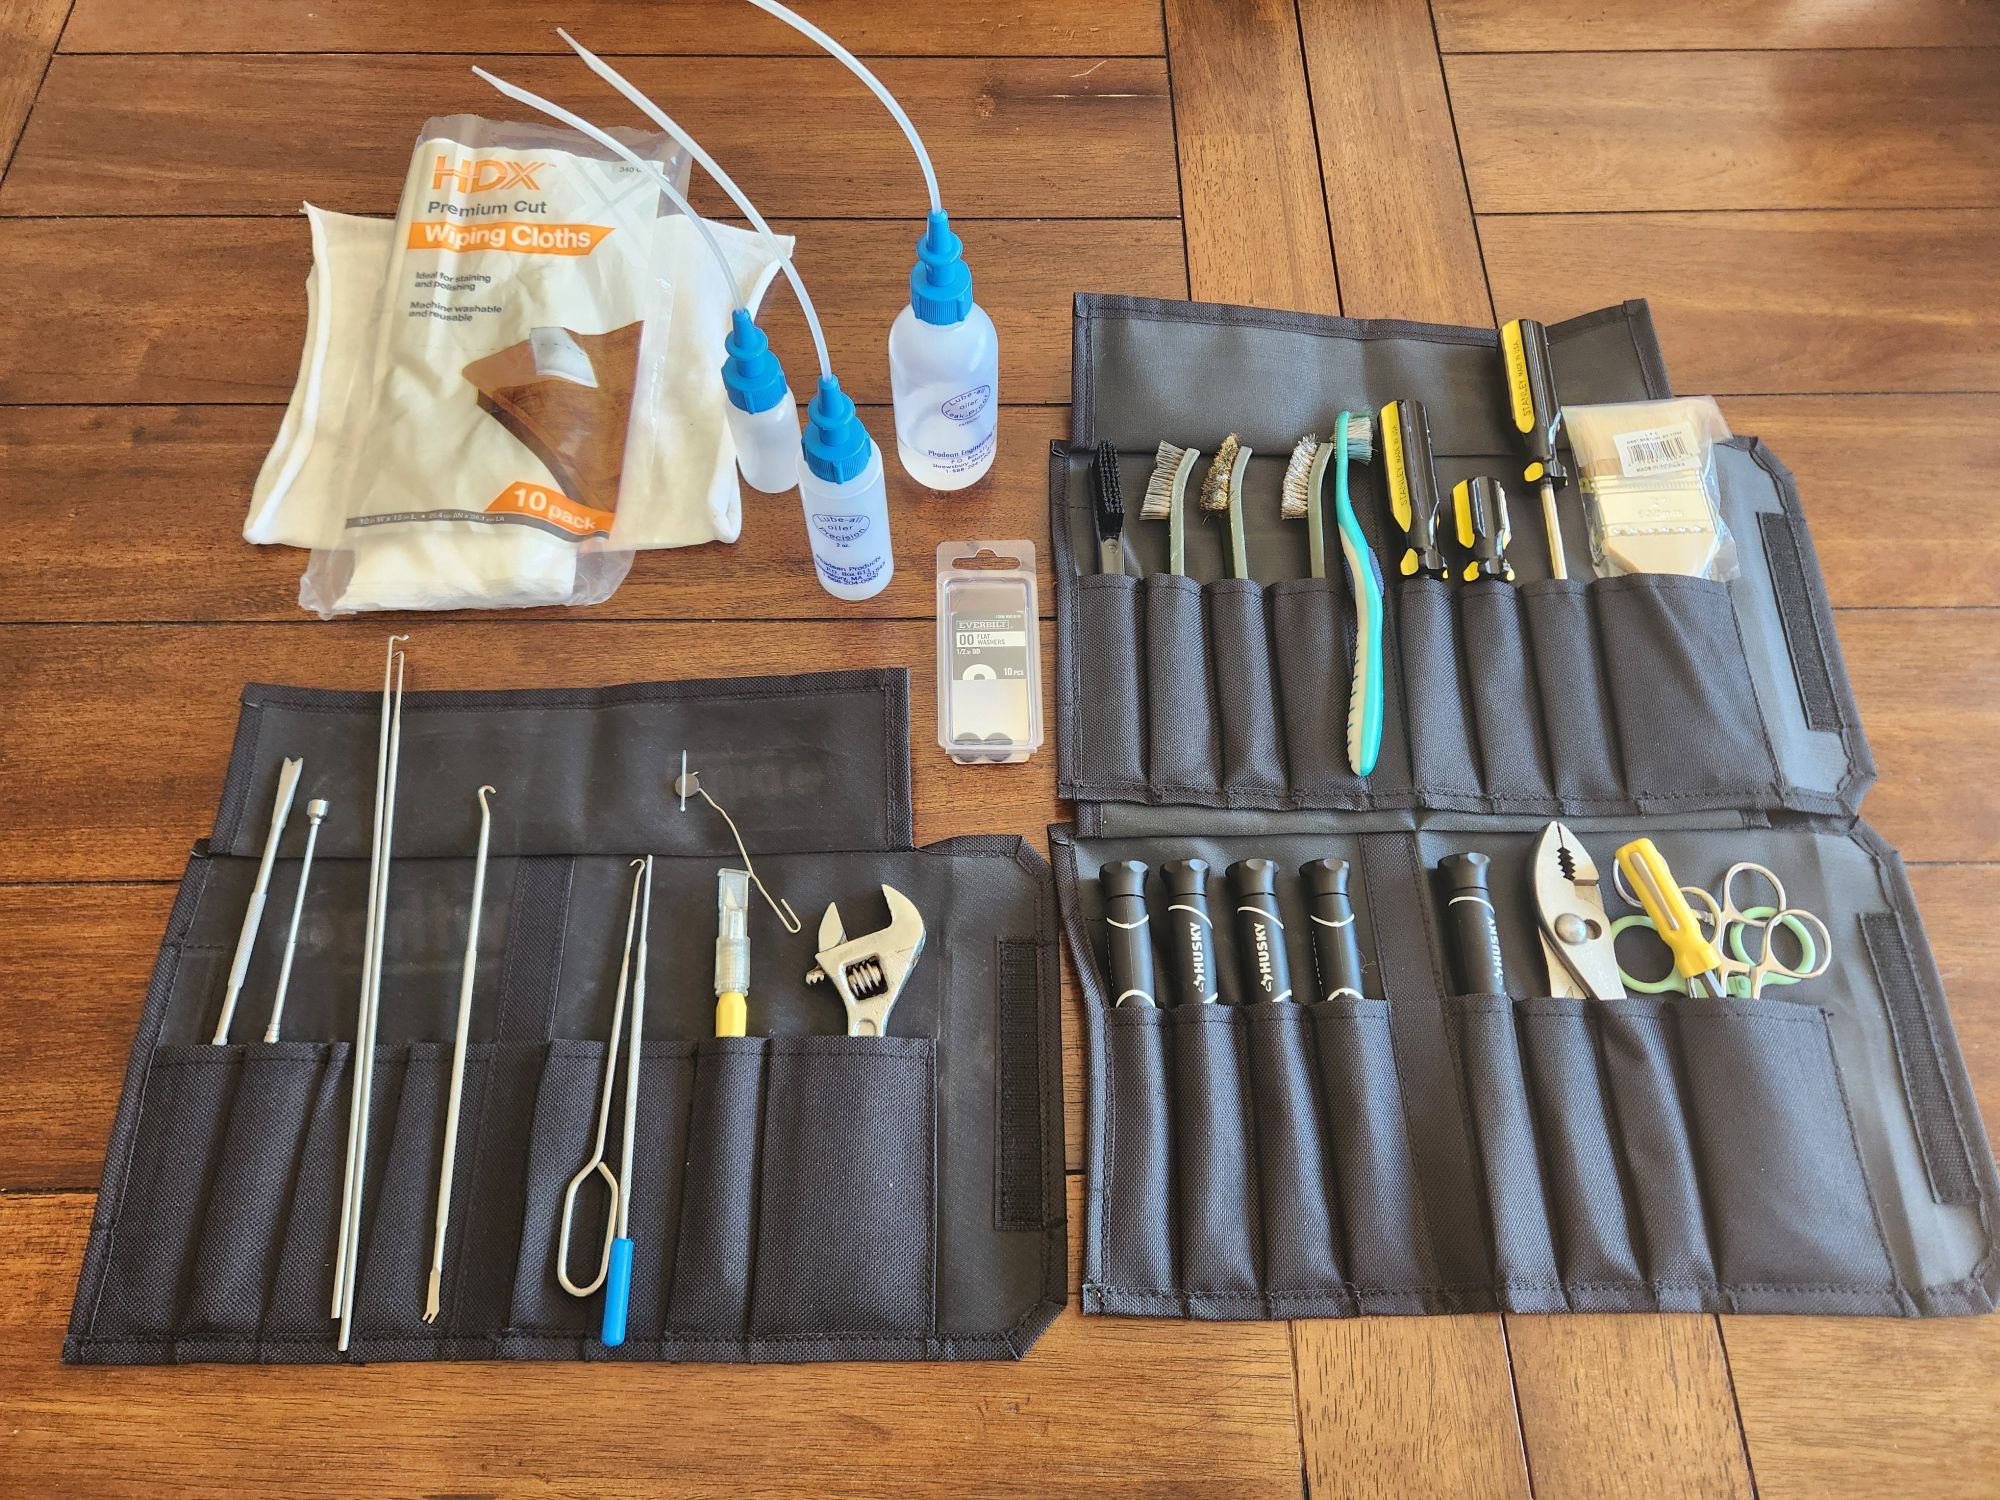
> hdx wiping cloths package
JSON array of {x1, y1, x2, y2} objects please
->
[{"x1": 245, "y1": 116, "x2": 791, "y2": 617}]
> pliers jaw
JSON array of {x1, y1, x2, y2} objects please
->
[{"x1": 1532, "y1": 822, "x2": 1626, "y2": 1001}]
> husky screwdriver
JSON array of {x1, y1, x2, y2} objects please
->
[
  {"x1": 1160, "y1": 858, "x2": 1218, "y2": 1005},
  {"x1": 1500, "y1": 317, "x2": 1570, "y2": 579},
  {"x1": 1098, "y1": 860, "x2": 1157, "y2": 1008},
  {"x1": 1438, "y1": 851, "x2": 1507, "y2": 995},
  {"x1": 1226, "y1": 859, "x2": 1294, "y2": 1003},
  {"x1": 1302, "y1": 858, "x2": 1365, "y2": 1002}
]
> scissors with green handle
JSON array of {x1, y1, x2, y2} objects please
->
[{"x1": 1611, "y1": 843, "x2": 1832, "y2": 1000}]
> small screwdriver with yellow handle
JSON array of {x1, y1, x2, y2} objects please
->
[
  {"x1": 1499, "y1": 317, "x2": 1570, "y2": 580},
  {"x1": 1614, "y1": 838, "x2": 1725, "y2": 997},
  {"x1": 1379, "y1": 398, "x2": 1449, "y2": 580},
  {"x1": 713, "y1": 867, "x2": 752, "y2": 1036}
]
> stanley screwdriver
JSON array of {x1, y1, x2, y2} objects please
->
[
  {"x1": 1499, "y1": 317, "x2": 1570, "y2": 579},
  {"x1": 1380, "y1": 398, "x2": 1448, "y2": 580}
]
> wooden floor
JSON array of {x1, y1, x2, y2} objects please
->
[{"x1": 3, "y1": 1, "x2": 1999, "y2": 1494}]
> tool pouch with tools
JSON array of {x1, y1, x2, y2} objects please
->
[
  {"x1": 1052, "y1": 293, "x2": 1999, "y2": 1320},
  {"x1": 65, "y1": 669, "x2": 1066, "y2": 1364}
]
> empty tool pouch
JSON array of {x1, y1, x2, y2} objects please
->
[
  {"x1": 1055, "y1": 293, "x2": 1998, "y2": 1323},
  {"x1": 68, "y1": 668, "x2": 1066, "y2": 1364}
]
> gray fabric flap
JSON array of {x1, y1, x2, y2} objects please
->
[{"x1": 213, "y1": 669, "x2": 913, "y2": 861}]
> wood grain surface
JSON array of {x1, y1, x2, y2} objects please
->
[
  {"x1": 1452, "y1": 48, "x2": 2000, "y2": 213},
  {"x1": 2, "y1": 2, "x2": 1996, "y2": 1496}
]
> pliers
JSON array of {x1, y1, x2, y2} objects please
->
[{"x1": 1532, "y1": 821, "x2": 1626, "y2": 1000}]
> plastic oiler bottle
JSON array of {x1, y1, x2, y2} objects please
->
[
  {"x1": 738, "y1": 0, "x2": 997, "y2": 490},
  {"x1": 797, "y1": 376, "x2": 893, "y2": 600},
  {"x1": 720, "y1": 310, "x2": 800, "y2": 495},
  {"x1": 890, "y1": 209, "x2": 998, "y2": 489}
]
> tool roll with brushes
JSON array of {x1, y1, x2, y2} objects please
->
[
  {"x1": 1052, "y1": 293, "x2": 1998, "y2": 1320},
  {"x1": 65, "y1": 669, "x2": 1065, "y2": 1364}
]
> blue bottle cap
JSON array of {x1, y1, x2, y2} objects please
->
[
  {"x1": 720, "y1": 308, "x2": 789, "y2": 414},
  {"x1": 802, "y1": 374, "x2": 875, "y2": 484},
  {"x1": 908, "y1": 208, "x2": 973, "y2": 326}
]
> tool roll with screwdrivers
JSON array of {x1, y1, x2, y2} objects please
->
[
  {"x1": 67, "y1": 668, "x2": 1066, "y2": 1363},
  {"x1": 1053, "y1": 293, "x2": 2000, "y2": 1319}
]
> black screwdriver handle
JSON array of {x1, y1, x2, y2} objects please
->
[
  {"x1": 1437, "y1": 851, "x2": 1507, "y2": 996},
  {"x1": 1302, "y1": 858, "x2": 1365, "y2": 1001},
  {"x1": 1099, "y1": 860, "x2": 1156, "y2": 1009},
  {"x1": 1226, "y1": 859, "x2": 1293, "y2": 1004},
  {"x1": 1159, "y1": 858, "x2": 1218, "y2": 1006}
]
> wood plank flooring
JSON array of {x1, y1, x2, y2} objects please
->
[{"x1": 2, "y1": 2, "x2": 1995, "y2": 1495}]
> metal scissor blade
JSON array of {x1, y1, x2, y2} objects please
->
[{"x1": 1532, "y1": 822, "x2": 1627, "y2": 1000}]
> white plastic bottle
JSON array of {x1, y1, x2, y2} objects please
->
[
  {"x1": 798, "y1": 374, "x2": 893, "y2": 601},
  {"x1": 889, "y1": 210, "x2": 998, "y2": 490},
  {"x1": 720, "y1": 309, "x2": 800, "y2": 494}
]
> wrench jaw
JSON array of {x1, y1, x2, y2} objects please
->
[{"x1": 807, "y1": 884, "x2": 928, "y2": 1037}]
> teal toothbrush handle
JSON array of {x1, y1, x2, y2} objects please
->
[{"x1": 1334, "y1": 414, "x2": 1384, "y2": 776}]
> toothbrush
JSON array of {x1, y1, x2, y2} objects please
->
[
  {"x1": 1280, "y1": 413, "x2": 1383, "y2": 776},
  {"x1": 1199, "y1": 433, "x2": 1253, "y2": 578}
]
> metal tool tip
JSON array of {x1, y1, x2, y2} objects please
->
[
  {"x1": 423, "y1": 1271, "x2": 441, "y2": 1324},
  {"x1": 306, "y1": 798, "x2": 329, "y2": 817}
]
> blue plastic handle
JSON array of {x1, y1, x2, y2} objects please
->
[{"x1": 601, "y1": 1237, "x2": 633, "y2": 1347}]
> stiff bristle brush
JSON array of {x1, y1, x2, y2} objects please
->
[
  {"x1": 1200, "y1": 433, "x2": 1253, "y2": 578},
  {"x1": 1142, "y1": 440, "x2": 1200, "y2": 574},
  {"x1": 1278, "y1": 412, "x2": 1384, "y2": 777}
]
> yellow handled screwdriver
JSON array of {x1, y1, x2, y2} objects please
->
[
  {"x1": 1614, "y1": 839, "x2": 1724, "y2": 996},
  {"x1": 1500, "y1": 317, "x2": 1570, "y2": 580},
  {"x1": 713, "y1": 867, "x2": 752, "y2": 1036}
]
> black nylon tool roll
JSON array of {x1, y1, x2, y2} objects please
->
[
  {"x1": 1053, "y1": 294, "x2": 1999, "y2": 1323},
  {"x1": 67, "y1": 669, "x2": 1067, "y2": 1365}
]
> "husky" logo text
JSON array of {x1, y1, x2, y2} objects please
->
[{"x1": 432, "y1": 156, "x2": 548, "y2": 193}]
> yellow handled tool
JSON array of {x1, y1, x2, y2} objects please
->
[
  {"x1": 1500, "y1": 317, "x2": 1570, "y2": 580},
  {"x1": 714, "y1": 867, "x2": 752, "y2": 1037},
  {"x1": 1614, "y1": 839, "x2": 1724, "y2": 993}
]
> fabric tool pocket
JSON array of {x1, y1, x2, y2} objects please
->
[
  {"x1": 1069, "y1": 574, "x2": 1146, "y2": 796},
  {"x1": 748, "y1": 1036, "x2": 938, "y2": 1341},
  {"x1": 1593, "y1": 575, "x2": 1778, "y2": 810},
  {"x1": 83, "y1": 1046, "x2": 244, "y2": 1347}
]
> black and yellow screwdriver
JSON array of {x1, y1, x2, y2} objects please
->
[
  {"x1": 1499, "y1": 317, "x2": 1570, "y2": 579},
  {"x1": 1379, "y1": 398, "x2": 1448, "y2": 581}
]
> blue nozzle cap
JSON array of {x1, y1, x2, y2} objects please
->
[
  {"x1": 720, "y1": 308, "x2": 788, "y2": 414},
  {"x1": 909, "y1": 208, "x2": 973, "y2": 326},
  {"x1": 801, "y1": 374, "x2": 875, "y2": 484}
]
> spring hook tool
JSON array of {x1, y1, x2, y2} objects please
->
[
  {"x1": 602, "y1": 855, "x2": 653, "y2": 1347},
  {"x1": 557, "y1": 860, "x2": 646, "y2": 1307},
  {"x1": 805, "y1": 884, "x2": 926, "y2": 1037},
  {"x1": 424, "y1": 785, "x2": 497, "y2": 1325},
  {"x1": 674, "y1": 752, "x2": 801, "y2": 933},
  {"x1": 334, "y1": 634, "x2": 407, "y2": 1352},
  {"x1": 261, "y1": 796, "x2": 328, "y2": 1043},
  {"x1": 211, "y1": 755, "x2": 304, "y2": 1043}
]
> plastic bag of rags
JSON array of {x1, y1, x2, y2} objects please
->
[{"x1": 245, "y1": 115, "x2": 791, "y2": 616}]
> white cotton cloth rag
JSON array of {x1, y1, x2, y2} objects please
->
[{"x1": 244, "y1": 207, "x2": 792, "y2": 558}]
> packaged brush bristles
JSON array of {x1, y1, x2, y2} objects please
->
[{"x1": 264, "y1": 115, "x2": 789, "y2": 616}]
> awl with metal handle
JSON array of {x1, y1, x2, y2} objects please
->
[
  {"x1": 213, "y1": 755, "x2": 305, "y2": 1044},
  {"x1": 1500, "y1": 317, "x2": 1570, "y2": 579},
  {"x1": 1099, "y1": 860, "x2": 1157, "y2": 1008},
  {"x1": 1380, "y1": 399, "x2": 1449, "y2": 580}
]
